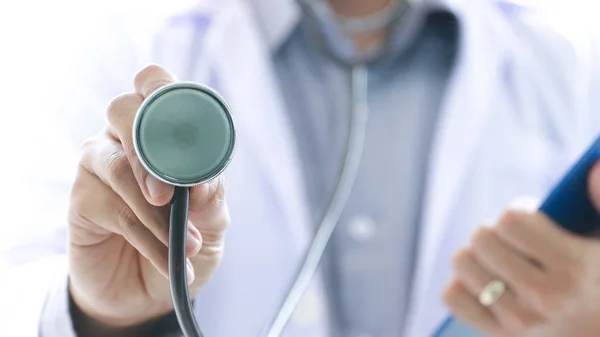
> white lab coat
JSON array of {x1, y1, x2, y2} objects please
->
[{"x1": 3, "y1": 0, "x2": 600, "y2": 336}]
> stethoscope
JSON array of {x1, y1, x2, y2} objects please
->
[
  {"x1": 128, "y1": 1, "x2": 444, "y2": 336},
  {"x1": 132, "y1": 82, "x2": 236, "y2": 337},
  {"x1": 131, "y1": 73, "x2": 369, "y2": 337},
  {"x1": 131, "y1": 55, "x2": 370, "y2": 337},
  {"x1": 129, "y1": 0, "x2": 600, "y2": 336},
  {"x1": 130, "y1": 1, "x2": 394, "y2": 336}
]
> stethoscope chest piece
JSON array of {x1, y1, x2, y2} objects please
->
[{"x1": 133, "y1": 82, "x2": 236, "y2": 186}]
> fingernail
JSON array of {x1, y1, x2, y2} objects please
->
[
  {"x1": 186, "y1": 258, "x2": 195, "y2": 284},
  {"x1": 145, "y1": 175, "x2": 169, "y2": 200},
  {"x1": 186, "y1": 225, "x2": 202, "y2": 256}
]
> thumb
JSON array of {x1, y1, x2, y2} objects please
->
[{"x1": 188, "y1": 176, "x2": 228, "y2": 233}]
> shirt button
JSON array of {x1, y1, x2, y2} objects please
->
[{"x1": 347, "y1": 215, "x2": 376, "y2": 242}]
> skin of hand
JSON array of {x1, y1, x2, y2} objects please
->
[
  {"x1": 67, "y1": 64, "x2": 230, "y2": 334},
  {"x1": 443, "y1": 162, "x2": 600, "y2": 337}
]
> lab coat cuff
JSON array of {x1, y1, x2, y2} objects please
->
[{"x1": 39, "y1": 273, "x2": 77, "y2": 337}]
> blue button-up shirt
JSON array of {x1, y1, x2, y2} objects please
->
[{"x1": 273, "y1": 4, "x2": 459, "y2": 336}]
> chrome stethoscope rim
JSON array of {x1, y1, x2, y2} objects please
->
[{"x1": 132, "y1": 81, "x2": 237, "y2": 188}]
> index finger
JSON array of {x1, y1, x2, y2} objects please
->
[
  {"x1": 108, "y1": 64, "x2": 178, "y2": 205},
  {"x1": 495, "y1": 210, "x2": 581, "y2": 269},
  {"x1": 134, "y1": 64, "x2": 178, "y2": 98}
]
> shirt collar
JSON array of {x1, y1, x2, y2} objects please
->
[{"x1": 248, "y1": 0, "x2": 460, "y2": 52}]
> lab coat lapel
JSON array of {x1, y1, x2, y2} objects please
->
[
  {"x1": 406, "y1": 2, "x2": 511, "y2": 336},
  {"x1": 199, "y1": 0, "x2": 313, "y2": 251}
]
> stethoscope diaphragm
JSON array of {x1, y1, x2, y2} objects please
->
[{"x1": 133, "y1": 82, "x2": 236, "y2": 187}]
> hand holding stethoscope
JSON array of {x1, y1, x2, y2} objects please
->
[{"x1": 68, "y1": 65, "x2": 233, "y2": 336}]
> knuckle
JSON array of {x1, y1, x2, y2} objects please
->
[
  {"x1": 198, "y1": 217, "x2": 229, "y2": 247},
  {"x1": 122, "y1": 136, "x2": 139, "y2": 161},
  {"x1": 136, "y1": 64, "x2": 164, "y2": 80},
  {"x1": 134, "y1": 64, "x2": 172, "y2": 92},
  {"x1": 199, "y1": 236, "x2": 225, "y2": 258},
  {"x1": 496, "y1": 210, "x2": 521, "y2": 235},
  {"x1": 68, "y1": 208, "x2": 94, "y2": 244},
  {"x1": 529, "y1": 285, "x2": 566, "y2": 314},
  {"x1": 194, "y1": 177, "x2": 227, "y2": 207},
  {"x1": 106, "y1": 150, "x2": 131, "y2": 185},
  {"x1": 78, "y1": 135, "x2": 96, "y2": 153},
  {"x1": 451, "y1": 248, "x2": 473, "y2": 269},
  {"x1": 67, "y1": 172, "x2": 100, "y2": 243},
  {"x1": 441, "y1": 280, "x2": 462, "y2": 307},
  {"x1": 116, "y1": 204, "x2": 139, "y2": 233},
  {"x1": 470, "y1": 226, "x2": 493, "y2": 250},
  {"x1": 79, "y1": 138, "x2": 96, "y2": 168},
  {"x1": 105, "y1": 93, "x2": 142, "y2": 125},
  {"x1": 68, "y1": 187, "x2": 90, "y2": 226},
  {"x1": 208, "y1": 177, "x2": 226, "y2": 207},
  {"x1": 70, "y1": 172, "x2": 89, "y2": 202},
  {"x1": 503, "y1": 315, "x2": 525, "y2": 333},
  {"x1": 78, "y1": 135, "x2": 101, "y2": 165},
  {"x1": 503, "y1": 312, "x2": 536, "y2": 333}
]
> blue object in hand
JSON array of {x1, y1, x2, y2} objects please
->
[{"x1": 433, "y1": 135, "x2": 600, "y2": 337}]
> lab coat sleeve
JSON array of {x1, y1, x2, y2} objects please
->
[{"x1": 0, "y1": 12, "x2": 165, "y2": 337}]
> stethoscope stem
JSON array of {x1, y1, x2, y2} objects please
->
[{"x1": 169, "y1": 186, "x2": 204, "y2": 337}]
